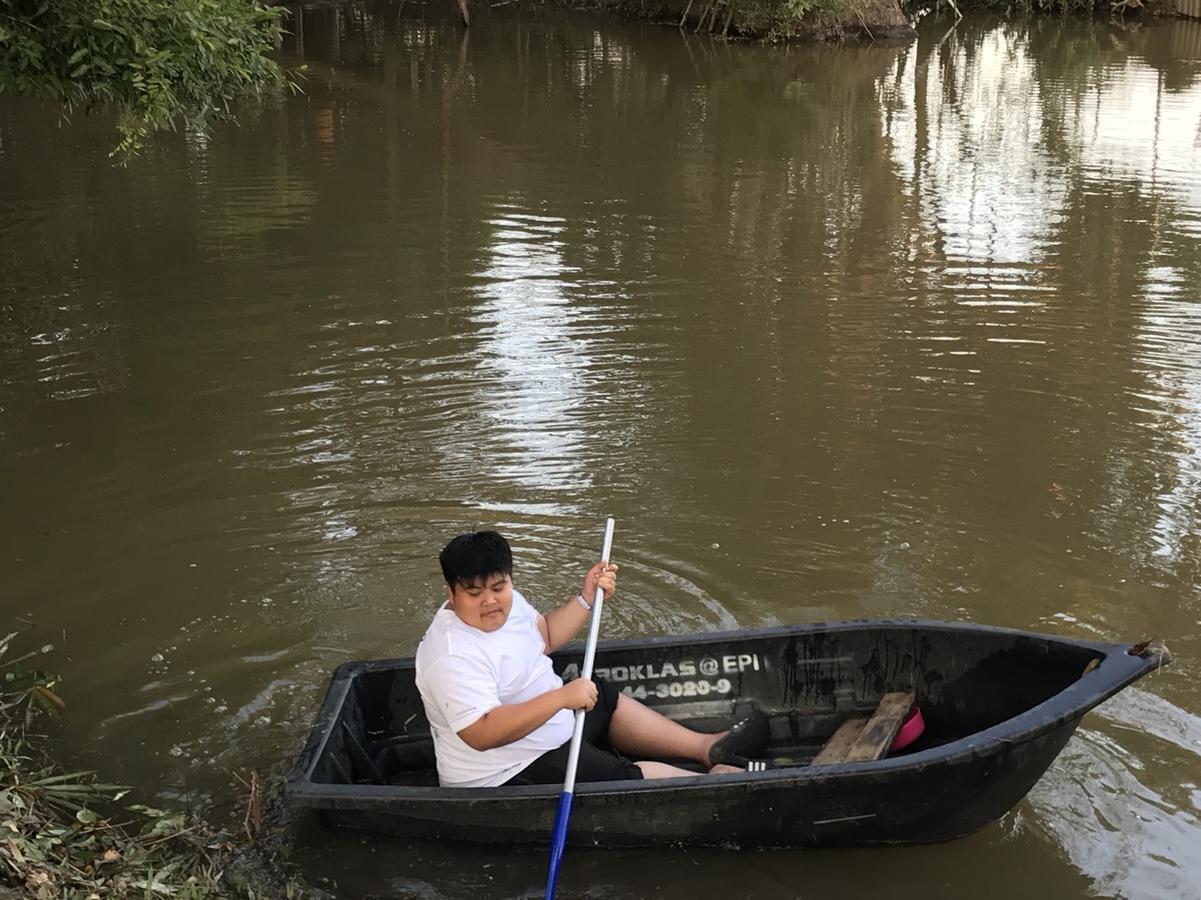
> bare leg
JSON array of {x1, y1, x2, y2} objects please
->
[
  {"x1": 608, "y1": 693, "x2": 724, "y2": 765},
  {"x1": 636, "y1": 761, "x2": 745, "y2": 779},
  {"x1": 635, "y1": 761, "x2": 704, "y2": 779}
]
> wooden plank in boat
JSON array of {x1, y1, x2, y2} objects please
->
[
  {"x1": 811, "y1": 718, "x2": 868, "y2": 765},
  {"x1": 844, "y1": 691, "x2": 915, "y2": 763}
]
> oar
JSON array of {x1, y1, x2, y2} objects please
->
[{"x1": 544, "y1": 516, "x2": 615, "y2": 900}]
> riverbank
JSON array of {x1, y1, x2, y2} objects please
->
[
  {"x1": 561, "y1": 0, "x2": 916, "y2": 39},
  {"x1": 545, "y1": 0, "x2": 1196, "y2": 42},
  {"x1": 0, "y1": 634, "x2": 327, "y2": 899}
]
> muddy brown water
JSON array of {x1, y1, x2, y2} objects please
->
[{"x1": 1, "y1": 3, "x2": 1199, "y2": 897}]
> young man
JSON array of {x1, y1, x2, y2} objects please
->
[{"x1": 415, "y1": 530, "x2": 768, "y2": 788}]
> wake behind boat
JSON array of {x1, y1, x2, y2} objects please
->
[{"x1": 286, "y1": 619, "x2": 1169, "y2": 847}]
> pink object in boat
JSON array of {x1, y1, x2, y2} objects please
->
[{"x1": 889, "y1": 705, "x2": 925, "y2": 753}]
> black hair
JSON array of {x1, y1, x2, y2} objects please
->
[{"x1": 439, "y1": 531, "x2": 513, "y2": 587}]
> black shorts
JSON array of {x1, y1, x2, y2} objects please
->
[{"x1": 504, "y1": 677, "x2": 643, "y2": 785}]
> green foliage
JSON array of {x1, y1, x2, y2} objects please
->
[
  {"x1": 776, "y1": 0, "x2": 852, "y2": 18},
  {"x1": 711, "y1": 0, "x2": 855, "y2": 33},
  {"x1": 0, "y1": 0, "x2": 290, "y2": 158}
]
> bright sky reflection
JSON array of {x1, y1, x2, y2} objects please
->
[
  {"x1": 881, "y1": 28, "x2": 1201, "y2": 574},
  {"x1": 469, "y1": 205, "x2": 593, "y2": 499}
]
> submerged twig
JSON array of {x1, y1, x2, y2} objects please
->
[{"x1": 244, "y1": 770, "x2": 263, "y2": 842}]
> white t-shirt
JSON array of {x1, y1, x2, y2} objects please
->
[{"x1": 415, "y1": 589, "x2": 574, "y2": 788}]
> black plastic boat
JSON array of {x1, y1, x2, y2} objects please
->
[{"x1": 286, "y1": 619, "x2": 1169, "y2": 847}]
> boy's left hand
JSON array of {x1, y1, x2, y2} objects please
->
[{"x1": 582, "y1": 561, "x2": 618, "y2": 605}]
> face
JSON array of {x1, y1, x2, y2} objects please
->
[{"x1": 446, "y1": 573, "x2": 513, "y2": 633}]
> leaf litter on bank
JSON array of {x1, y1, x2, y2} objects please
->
[{"x1": 0, "y1": 631, "x2": 329, "y2": 899}]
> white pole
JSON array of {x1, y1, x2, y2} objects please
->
[{"x1": 560, "y1": 517, "x2": 615, "y2": 795}]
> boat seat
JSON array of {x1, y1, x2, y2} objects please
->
[{"x1": 811, "y1": 691, "x2": 915, "y2": 765}]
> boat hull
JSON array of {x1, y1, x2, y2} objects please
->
[{"x1": 287, "y1": 619, "x2": 1166, "y2": 847}]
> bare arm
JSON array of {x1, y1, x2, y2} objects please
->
[
  {"x1": 537, "y1": 561, "x2": 619, "y2": 653},
  {"x1": 457, "y1": 679, "x2": 596, "y2": 751},
  {"x1": 539, "y1": 597, "x2": 591, "y2": 654}
]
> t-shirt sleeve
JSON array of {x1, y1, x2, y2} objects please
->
[{"x1": 425, "y1": 653, "x2": 501, "y2": 734}]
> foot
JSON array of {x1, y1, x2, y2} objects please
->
[
  {"x1": 706, "y1": 709, "x2": 770, "y2": 767},
  {"x1": 707, "y1": 763, "x2": 744, "y2": 775}
]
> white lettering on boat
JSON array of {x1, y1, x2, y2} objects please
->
[
  {"x1": 560, "y1": 654, "x2": 762, "y2": 700},
  {"x1": 620, "y1": 678, "x2": 733, "y2": 700},
  {"x1": 587, "y1": 655, "x2": 760, "y2": 683},
  {"x1": 723, "y1": 654, "x2": 760, "y2": 673}
]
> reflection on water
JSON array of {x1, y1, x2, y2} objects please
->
[
  {"x1": 470, "y1": 207, "x2": 590, "y2": 497},
  {"x1": 1140, "y1": 282, "x2": 1201, "y2": 566},
  {"x1": 1, "y1": 5, "x2": 1200, "y2": 898},
  {"x1": 883, "y1": 29, "x2": 1067, "y2": 267},
  {"x1": 878, "y1": 19, "x2": 1201, "y2": 603}
]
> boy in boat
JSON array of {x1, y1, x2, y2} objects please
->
[{"x1": 415, "y1": 530, "x2": 769, "y2": 788}]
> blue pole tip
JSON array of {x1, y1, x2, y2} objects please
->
[{"x1": 544, "y1": 791, "x2": 575, "y2": 900}]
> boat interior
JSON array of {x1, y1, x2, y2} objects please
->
[{"x1": 303, "y1": 624, "x2": 1107, "y2": 789}]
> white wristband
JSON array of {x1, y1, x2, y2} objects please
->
[{"x1": 575, "y1": 593, "x2": 592, "y2": 611}]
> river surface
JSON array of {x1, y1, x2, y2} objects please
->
[{"x1": 2, "y1": 3, "x2": 1200, "y2": 897}]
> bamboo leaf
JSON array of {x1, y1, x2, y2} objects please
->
[{"x1": 27, "y1": 771, "x2": 97, "y2": 786}]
